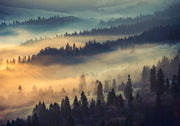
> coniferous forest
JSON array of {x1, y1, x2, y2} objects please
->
[{"x1": 0, "y1": 0, "x2": 180, "y2": 126}]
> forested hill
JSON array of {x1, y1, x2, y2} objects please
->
[
  {"x1": 0, "y1": 16, "x2": 81, "y2": 27},
  {"x1": 14, "y1": 24, "x2": 180, "y2": 65},
  {"x1": 64, "y1": 17, "x2": 180, "y2": 36},
  {"x1": 99, "y1": 3, "x2": 180, "y2": 27},
  {"x1": 38, "y1": 24, "x2": 180, "y2": 57}
]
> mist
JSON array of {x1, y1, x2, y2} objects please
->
[{"x1": 0, "y1": 42, "x2": 178, "y2": 122}]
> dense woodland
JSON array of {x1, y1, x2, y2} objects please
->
[
  {"x1": 3, "y1": 57, "x2": 180, "y2": 126},
  {"x1": 99, "y1": 3, "x2": 180, "y2": 27},
  {"x1": 1, "y1": 3, "x2": 180, "y2": 126},
  {"x1": 9, "y1": 24, "x2": 179, "y2": 65},
  {"x1": 65, "y1": 17, "x2": 180, "y2": 36},
  {"x1": 0, "y1": 16, "x2": 81, "y2": 27}
]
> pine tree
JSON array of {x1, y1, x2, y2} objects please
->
[
  {"x1": 11, "y1": 120, "x2": 15, "y2": 126},
  {"x1": 155, "y1": 93, "x2": 161, "y2": 110},
  {"x1": 79, "y1": 74, "x2": 86, "y2": 93},
  {"x1": 73, "y1": 96, "x2": 79, "y2": 110},
  {"x1": 6, "y1": 121, "x2": 10, "y2": 126},
  {"x1": 165, "y1": 78, "x2": 170, "y2": 92},
  {"x1": 171, "y1": 75, "x2": 178, "y2": 99},
  {"x1": 18, "y1": 56, "x2": 21, "y2": 63},
  {"x1": 61, "y1": 99, "x2": 65, "y2": 115},
  {"x1": 118, "y1": 81, "x2": 125, "y2": 91},
  {"x1": 128, "y1": 94, "x2": 134, "y2": 105},
  {"x1": 142, "y1": 66, "x2": 150, "y2": 85},
  {"x1": 81, "y1": 92, "x2": 88, "y2": 116},
  {"x1": 27, "y1": 116, "x2": 31, "y2": 126},
  {"x1": 112, "y1": 79, "x2": 116, "y2": 91},
  {"x1": 135, "y1": 93, "x2": 142, "y2": 104},
  {"x1": 177, "y1": 64, "x2": 180, "y2": 91},
  {"x1": 64, "y1": 96, "x2": 71, "y2": 116},
  {"x1": 97, "y1": 80, "x2": 104, "y2": 103},
  {"x1": 107, "y1": 89, "x2": 116, "y2": 106},
  {"x1": 124, "y1": 75, "x2": 133, "y2": 100},
  {"x1": 90, "y1": 98, "x2": 96, "y2": 113},
  {"x1": 157, "y1": 69, "x2": 165, "y2": 95},
  {"x1": 104, "y1": 80, "x2": 109, "y2": 93},
  {"x1": 96, "y1": 99, "x2": 103, "y2": 113},
  {"x1": 150, "y1": 65, "x2": 156, "y2": 92},
  {"x1": 115, "y1": 94, "x2": 124, "y2": 108},
  {"x1": 31, "y1": 114, "x2": 40, "y2": 126}
]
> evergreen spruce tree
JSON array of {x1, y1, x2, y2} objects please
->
[
  {"x1": 31, "y1": 114, "x2": 40, "y2": 126},
  {"x1": 157, "y1": 69, "x2": 165, "y2": 95},
  {"x1": 124, "y1": 75, "x2": 133, "y2": 100},
  {"x1": 64, "y1": 96, "x2": 71, "y2": 117},
  {"x1": 104, "y1": 80, "x2": 109, "y2": 93},
  {"x1": 96, "y1": 99, "x2": 103, "y2": 113},
  {"x1": 142, "y1": 66, "x2": 149, "y2": 84},
  {"x1": 27, "y1": 116, "x2": 31, "y2": 126},
  {"x1": 177, "y1": 64, "x2": 180, "y2": 91},
  {"x1": 81, "y1": 92, "x2": 88, "y2": 116},
  {"x1": 6, "y1": 121, "x2": 10, "y2": 126},
  {"x1": 79, "y1": 74, "x2": 86, "y2": 93},
  {"x1": 90, "y1": 99, "x2": 96, "y2": 113},
  {"x1": 107, "y1": 88, "x2": 116, "y2": 106},
  {"x1": 171, "y1": 75, "x2": 178, "y2": 99},
  {"x1": 73, "y1": 96, "x2": 79, "y2": 110},
  {"x1": 115, "y1": 94, "x2": 124, "y2": 108},
  {"x1": 165, "y1": 78, "x2": 170, "y2": 92},
  {"x1": 11, "y1": 120, "x2": 15, "y2": 126},
  {"x1": 150, "y1": 65, "x2": 156, "y2": 92},
  {"x1": 61, "y1": 99, "x2": 65, "y2": 112},
  {"x1": 112, "y1": 79, "x2": 117, "y2": 91},
  {"x1": 97, "y1": 81, "x2": 104, "y2": 103},
  {"x1": 128, "y1": 94, "x2": 134, "y2": 105}
]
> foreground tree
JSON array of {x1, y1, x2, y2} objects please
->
[
  {"x1": 124, "y1": 75, "x2": 133, "y2": 100},
  {"x1": 107, "y1": 88, "x2": 116, "y2": 106},
  {"x1": 97, "y1": 80, "x2": 104, "y2": 103},
  {"x1": 150, "y1": 65, "x2": 156, "y2": 92},
  {"x1": 157, "y1": 69, "x2": 165, "y2": 95},
  {"x1": 81, "y1": 92, "x2": 88, "y2": 116}
]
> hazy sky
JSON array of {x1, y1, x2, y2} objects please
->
[{"x1": 0, "y1": 0, "x2": 179, "y2": 12}]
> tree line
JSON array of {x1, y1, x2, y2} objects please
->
[
  {"x1": 3, "y1": 62, "x2": 180, "y2": 126},
  {"x1": 0, "y1": 16, "x2": 80, "y2": 28}
]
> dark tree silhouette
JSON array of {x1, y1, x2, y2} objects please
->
[
  {"x1": 107, "y1": 88, "x2": 116, "y2": 106},
  {"x1": 80, "y1": 92, "x2": 88, "y2": 116},
  {"x1": 157, "y1": 69, "x2": 165, "y2": 95},
  {"x1": 97, "y1": 80, "x2": 104, "y2": 103},
  {"x1": 150, "y1": 65, "x2": 156, "y2": 92},
  {"x1": 112, "y1": 79, "x2": 117, "y2": 91},
  {"x1": 124, "y1": 75, "x2": 133, "y2": 100},
  {"x1": 104, "y1": 80, "x2": 109, "y2": 93}
]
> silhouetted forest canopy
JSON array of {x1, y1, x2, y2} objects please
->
[
  {"x1": 2, "y1": 60, "x2": 180, "y2": 126},
  {"x1": 0, "y1": 16, "x2": 81, "y2": 27},
  {"x1": 99, "y1": 3, "x2": 180, "y2": 27},
  {"x1": 65, "y1": 17, "x2": 180, "y2": 36},
  {"x1": 13, "y1": 24, "x2": 180, "y2": 65}
]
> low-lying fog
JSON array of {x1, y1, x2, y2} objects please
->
[{"x1": 0, "y1": 42, "x2": 179, "y2": 122}]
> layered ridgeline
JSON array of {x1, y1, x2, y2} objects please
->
[
  {"x1": 65, "y1": 3, "x2": 180, "y2": 36},
  {"x1": 2, "y1": 61, "x2": 180, "y2": 126},
  {"x1": 0, "y1": 16, "x2": 82, "y2": 34},
  {"x1": 14, "y1": 24, "x2": 180, "y2": 65},
  {"x1": 99, "y1": 3, "x2": 180, "y2": 27}
]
